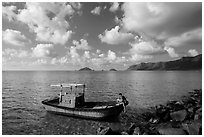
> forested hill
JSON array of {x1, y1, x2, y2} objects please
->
[{"x1": 127, "y1": 54, "x2": 202, "y2": 71}]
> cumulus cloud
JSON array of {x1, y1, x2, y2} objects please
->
[
  {"x1": 164, "y1": 47, "x2": 179, "y2": 58},
  {"x1": 49, "y1": 46, "x2": 86, "y2": 66},
  {"x1": 51, "y1": 56, "x2": 68, "y2": 65},
  {"x1": 91, "y1": 6, "x2": 102, "y2": 15},
  {"x1": 129, "y1": 40, "x2": 165, "y2": 56},
  {"x1": 2, "y1": 5, "x2": 17, "y2": 21},
  {"x1": 99, "y1": 26, "x2": 134, "y2": 45},
  {"x1": 107, "y1": 50, "x2": 116, "y2": 61},
  {"x1": 32, "y1": 59, "x2": 48, "y2": 65},
  {"x1": 69, "y1": 46, "x2": 81, "y2": 64},
  {"x1": 188, "y1": 49, "x2": 199, "y2": 57},
  {"x1": 48, "y1": 47, "x2": 127, "y2": 69},
  {"x1": 109, "y1": 2, "x2": 119, "y2": 12},
  {"x1": 120, "y1": 2, "x2": 201, "y2": 61},
  {"x1": 96, "y1": 49, "x2": 101, "y2": 54},
  {"x1": 3, "y1": 48, "x2": 29, "y2": 58},
  {"x1": 3, "y1": 29, "x2": 28, "y2": 46},
  {"x1": 70, "y1": 2, "x2": 82, "y2": 10},
  {"x1": 122, "y1": 2, "x2": 202, "y2": 39},
  {"x1": 129, "y1": 54, "x2": 152, "y2": 62},
  {"x1": 83, "y1": 51, "x2": 90, "y2": 59},
  {"x1": 114, "y1": 16, "x2": 122, "y2": 24},
  {"x1": 32, "y1": 44, "x2": 57, "y2": 58},
  {"x1": 99, "y1": 53, "x2": 104, "y2": 58},
  {"x1": 126, "y1": 38, "x2": 166, "y2": 62},
  {"x1": 72, "y1": 39, "x2": 91, "y2": 50},
  {"x1": 165, "y1": 28, "x2": 202, "y2": 47},
  {"x1": 6, "y1": 2, "x2": 75, "y2": 45},
  {"x1": 91, "y1": 50, "x2": 126, "y2": 66}
]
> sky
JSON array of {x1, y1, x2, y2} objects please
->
[{"x1": 2, "y1": 2, "x2": 202, "y2": 70}]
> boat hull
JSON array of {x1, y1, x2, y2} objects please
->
[{"x1": 42, "y1": 97, "x2": 124, "y2": 120}]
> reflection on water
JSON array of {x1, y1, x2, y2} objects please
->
[{"x1": 2, "y1": 71, "x2": 202, "y2": 134}]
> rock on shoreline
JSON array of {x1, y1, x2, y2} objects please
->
[{"x1": 97, "y1": 89, "x2": 202, "y2": 135}]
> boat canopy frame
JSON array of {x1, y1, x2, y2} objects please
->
[{"x1": 50, "y1": 83, "x2": 86, "y2": 93}]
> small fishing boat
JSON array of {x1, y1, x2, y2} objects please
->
[{"x1": 42, "y1": 83, "x2": 126, "y2": 120}]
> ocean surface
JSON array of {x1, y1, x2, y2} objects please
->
[{"x1": 2, "y1": 71, "x2": 202, "y2": 134}]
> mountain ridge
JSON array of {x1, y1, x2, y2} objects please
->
[{"x1": 127, "y1": 54, "x2": 202, "y2": 71}]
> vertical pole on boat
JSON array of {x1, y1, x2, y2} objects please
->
[
  {"x1": 75, "y1": 85, "x2": 77, "y2": 95},
  {"x1": 83, "y1": 84, "x2": 85, "y2": 104},
  {"x1": 60, "y1": 84, "x2": 63, "y2": 102},
  {"x1": 83, "y1": 84, "x2": 85, "y2": 94}
]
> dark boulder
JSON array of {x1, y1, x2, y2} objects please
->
[
  {"x1": 127, "y1": 123, "x2": 136, "y2": 135},
  {"x1": 132, "y1": 127, "x2": 140, "y2": 135},
  {"x1": 97, "y1": 127, "x2": 113, "y2": 135},
  {"x1": 170, "y1": 109, "x2": 187, "y2": 122},
  {"x1": 194, "y1": 108, "x2": 202, "y2": 120},
  {"x1": 158, "y1": 127, "x2": 186, "y2": 135},
  {"x1": 182, "y1": 121, "x2": 202, "y2": 135},
  {"x1": 166, "y1": 101, "x2": 185, "y2": 111},
  {"x1": 155, "y1": 105, "x2": 170, "y2": 122}
]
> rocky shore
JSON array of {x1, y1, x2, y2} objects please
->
[{"x1": 97, "y1": 89, "x2": 202, "y2": 135}]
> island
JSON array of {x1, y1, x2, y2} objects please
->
[
  {"x1": 109, "y1": 68, "x2": 117, "y2": 71},
  {"x1": 127, "y1": 54, "x2": 202, "y2": 71},
  {"x1": 78, "y1": 67, "x2": 94, "y2": 71}
]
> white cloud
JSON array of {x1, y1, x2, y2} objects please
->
[
  {"x1": 99, "y1": 53, "x2": 104, "y2": 57},
  {"x1": 129, "y1": 40, "x2": 165, "y2": 56},
  {"x1": 49, "y1": 48, "x2": 127, "y2": 68},
  {"x1": 69, "y1": 46, "x2": 81, "y2": 64},
  {"x1": 165, "y1": 28, "x2": 202, "y2": 47},
  {"x1": 32, "y1": 44, "x2": 57, "y2": 58},
  {"x1": 129, "y1": 54, "x2": 152, "y2": 62},
  {"x1": 115, "y1": 56, "x2": 126, "y2": 64},
  {"x1": 51, "y1": 56, "x2": 69, "y2": 65},
  {"x1": 107, "y1": 50, "x2": 116, "y2": 61},
  {"x1": 3, "y1": 29, "x2": 28, "y2": 46},
  {"x1": 91, "y1": 6, "x2": 102, "y2": 15},
  {"x1": 50, "y1": 42, "x2": 162, "y2": 68},
  {"x1": 16, "y1": 2, "x2": 74, "y2": 45},
  {"x1": 118, "y1": 2, "x2": 201, "y2": 61},
  {"x1": 164, "y1": 46, "x2": 179, "y2": 58},
  {"x1": 59, "y1": 56, "x2": 69, "y2": 64},
  {"x1": 90, "y1": 58, "x2": 105, "y2": 67},
  {"x1": 110, "y1": 2, "x2": 119, "y2": 12},
  {"x1": 83, "y1": 51, "x2": 90, "y2": 59},
  {"x1": 114, "y1": 16, "x2": 122, "y2": 24},
  {"x1": 99, "y1": 26, "x2": 134, "y2": 45},
  {"x1": 70, "y1": 2, "x2": 82, "y2": 10},
  {"x1": 127, "y1": 39, "x2": 166, "y2": 62},
  {"x1": 32, "y1": 59, "x2": 48, "y2": 65},
  {"x1": 96, "y1": 49, "x2": 101, "y2": 54},
  {"x1": 72, "y1": 39, "x2": 91, "y2": 50},
  {"x1": 105, "y1": 50, "x2": 127, "y2": 64},
  {"x1": 2, "y1": 5, "x2": 17, "y2": 21},
  {"x1": 2, "y1": 48, "x2": 30, "y2": 67},
  {"x1": 3, "y1": 48, "x2": 29, "y2": 58},
  {"x1": 18, "y1": 50, "x2": 29, "y2": 58},
  {"x1": 120, "y1": 3, "x2": 202, "y2": 61},
  {"x1": 188, "y1": 49, "x2": 199, "y2": 57},
  {"x1": 122, "y1": 2, "x2": 201, "y2": 39}
]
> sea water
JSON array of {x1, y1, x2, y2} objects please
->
[{"x1": 2, "y1": 71, "x2": 202, "y2": 134}]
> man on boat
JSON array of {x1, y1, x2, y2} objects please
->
[{"x1": 117, "y1": 93, "x2": 128, "y2": 112}]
